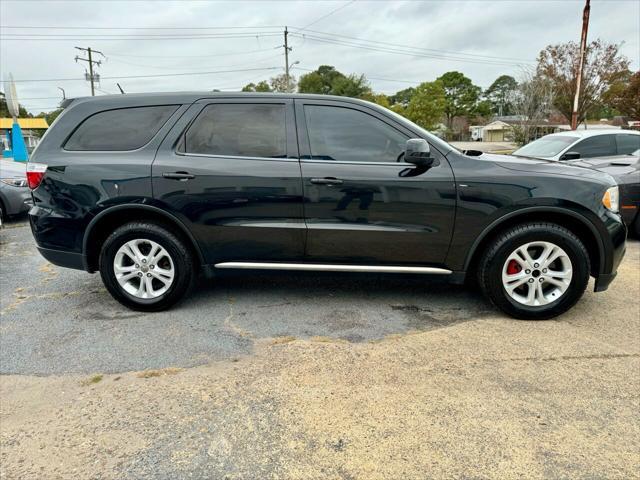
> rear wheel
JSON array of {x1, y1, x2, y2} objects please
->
[
  {"x1": 477, "y1": 223, "x2": 590, "y2": 320},
  {"x1": 99, "y1": 222, "x2": 196, "y2": 311}
]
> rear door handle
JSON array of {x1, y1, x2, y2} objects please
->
[
  {"x1": 162, "y1": 172, "x2": 195, "y2": 181},
  {"x1": 310, "y1": 177, "x2": 343, "y2": 185}
]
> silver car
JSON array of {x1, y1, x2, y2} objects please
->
[
  {"x1": 0, "y1": 159, "x2": 32, "y2": 225},
  {"x1": 511, "y1": 130, "x2": 640, "y2": 161}
]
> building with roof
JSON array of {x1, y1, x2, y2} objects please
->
[{"x1": 1, "y1": 117, "x2": 49, "y2": 153}]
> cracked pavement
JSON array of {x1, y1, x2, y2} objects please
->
[{"x1": 1, "y1": 218, "x2": 639, "y2": 479}]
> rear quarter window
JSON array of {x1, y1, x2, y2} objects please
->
[{"x1": 64, "y1": 105, "x2": 178, "y2": 151}]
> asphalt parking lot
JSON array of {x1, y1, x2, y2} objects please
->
[{"x1": 1, "y1": 217, "x2": 639, "y2": 479}]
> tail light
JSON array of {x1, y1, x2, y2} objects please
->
[{"x1": 26, "y1": 163, "x2": 48, "y2": 190}]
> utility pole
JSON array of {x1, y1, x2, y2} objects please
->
[
  {"x1": 571, "y1": 0, "x2": 590, "y2": 130},
  {"x1": 75, "y1": 46, "x2": 104, "y2": 96},
  {"x1": 283, "y1": 27, "x2": 292, "y2": 89}
]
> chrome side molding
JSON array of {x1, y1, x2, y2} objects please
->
[{"x1": 214, "y1": 262, "x2": 452, "y2": 274}]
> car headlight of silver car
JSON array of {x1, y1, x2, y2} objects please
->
[
  {"x1": 0, "y1": 177, "x2": 28, "y2": 188},
  {"x1": 602, "y1": 186, "x2": 619, "y2": 213}
]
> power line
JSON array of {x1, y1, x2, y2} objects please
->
[
  {"x1": 289, "y1": 33, "x2": 531, "y2": 67},
  {"x1": 2, "y1": 66, "x2": 282, "y2": 83},
  {"x1": 1, "y1": 32, "x2": 282, "y2": 38},
  {"x1": 106, "y1": 52, "x2": 283, "y2": 70},
  {"x1": 107, "y1": 46, "x2": 280, "y2": 59},
  {"x1": 1, "y1": 25, "x2": 285, "y2": 30},
  {"x1": 295, "y1": 0, "x2": 356, "y2": 31},
  {"x1": 0, "y1": 33, "x2": 282, "y2": 41},
  {"x1": 295, "y1": 28, "x2": 534, "y2": 63}
]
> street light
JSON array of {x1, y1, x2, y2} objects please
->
[{"x1": 288, "y1": 60, "x2": 300, "y2": 71}]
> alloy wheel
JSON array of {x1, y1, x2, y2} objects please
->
[
  {"x1": 113, "y1": 239, "x2": 175, "y2": 299},
  {"x1": 501, "y1": 241, "x2": 573, "y2": 307}
]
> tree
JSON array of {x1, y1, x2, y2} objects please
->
[
  {"x1": 297, "y1": 65, "x2": 371, "y2": 98},
  {"x1": 510, "y1": 69, "x2": 554, "y2": 145},
  {"x1": 298, "y1": 65, "x2": 345, "y2": 94},
  {"x1": 331, "y1": 73, "x2": 371, "y2": 98},
  {"x1": 389, "y1": 87, "x2": 416, "y2": 106},
  {"x1": 0, "y1": 93, "x2": 30, "y2": 118},
  {"x1": 402, "y1": 81, "x2": 446, "y2": 131},
  {"x1": 360, "y1": 92, "x2": 391, "y2": 108},
  {"x1": 241, "y1": 81, "x2": 272, "y2": 92},
  {"x1": 536, "y1": 39, "x2": 630, "y2": 124},
  {"x1": 603, "y1": 70, "x2": 640, "y2": 119},
  {"x1": 484, "y1": 75, "x2": 518, "y2": 116},
  {"x1": 436, "y1": 71, "x2": 482, "y2": 129},
  {"x1": 44, "y1": 108, "x2": 63, "y2": 125},
  {"x1": 270, "y1": 73, "x2": 296, "y2": 93}
]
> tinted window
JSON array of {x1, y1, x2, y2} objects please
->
[
  {"x1": 65, "y1": 105, "x2": 178, "y2": 151},
  {"x1": 616, "y1": 134, "x2": 640, "y2": 155},
  {"x1": 304, "y1": 105, "x2": 407, "y2": 163},
  {"x1": 570, "y1": 135, "x2": 616, "y2": 158},
  {"x1": 184, "y1": 104, "x2": 286, "y2": 158}
]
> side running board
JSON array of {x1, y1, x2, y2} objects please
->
[{"x1": 214, "y1": 262, "x2": 452, "y2": 274}]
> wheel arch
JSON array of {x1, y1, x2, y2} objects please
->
[
  {"x1": 463, "y1": 207, "x2": 605, "y2": 279},
  {"x1": 83, "y1": 204, "x2": 205, "y2": 272}
]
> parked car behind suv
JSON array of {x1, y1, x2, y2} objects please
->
[
  {"x1": 511, "y1": 129, "x2": 640, "y2": 161},
  {"x1": 27, "y1": 93, "x2": 626, "y2": 319},
  {"x1": 0, "y1": 159, "x2": 31, "y2": 225}
]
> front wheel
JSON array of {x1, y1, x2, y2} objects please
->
[
  {"x1": 99, "y1": 222, "x2": 196, "y2": 311},
  {"x1": 477, "y1": 223, "x2": 590, "y2": 320}
]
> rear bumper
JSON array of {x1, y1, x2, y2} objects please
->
[
  {"x1": 36, "y1": 246, "x2": 86, "y2": 271},
  {"x1": 594, "y1": 213, "x2": 627, "y2": 292}
]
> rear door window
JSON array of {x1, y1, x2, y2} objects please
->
[
  {"x1": 615, "y1": 134, "x2": 640, "y2": 155},
  {"x1": 183, "y1": 103, "x2": 286, "y2": 158},
  {"x1": 570, "y1": 135, "x2": 617, "y2": 158},
  {"x1": 65, "y1": 105, "x2": 178, "y2": 151}
]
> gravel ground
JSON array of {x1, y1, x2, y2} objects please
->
[{"x1": 1, "y1": 217, "x2": 639, "y2": 479}]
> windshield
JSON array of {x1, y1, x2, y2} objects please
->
[{"x1": 512, "y1": 135, "x2": 578, "y2": 158}]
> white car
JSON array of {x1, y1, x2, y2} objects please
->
[{"x1": 512, "y1": 130, "x2": 640, "y2": 161}]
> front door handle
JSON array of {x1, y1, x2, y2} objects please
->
[
  {"x1": 310, "y1": 177, "x2": 343, "y2": 185},
  {"x1": 163, "y1": 171, "x2": 195, "y2": 181}
]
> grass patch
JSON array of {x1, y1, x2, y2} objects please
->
[
  {"x1": 271, "y1": 335, "x2": 296, "y2": 345},
  {"x1": 80, "y1": 374, "x2": 103, "y2": 386},
  {"x1": 136, "y1": 367, "x2": 182, "y2": 379}
]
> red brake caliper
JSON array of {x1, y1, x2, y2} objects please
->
[{"x1": 507, "y1": 259, "x2": 522, "y2": 275}]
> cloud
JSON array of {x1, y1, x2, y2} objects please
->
[{"x1": 1, "y1": 0, "x2": 638, "y2": 113}]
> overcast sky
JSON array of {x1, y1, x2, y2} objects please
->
[{"x1": 1, "y1": 0, "x2": 638, "y2": 114}]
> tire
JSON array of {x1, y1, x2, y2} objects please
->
[
  {"x1": 99, "y1": 222, "x2": 196, "y2": 311},
  {"x1": 633, "y1": 215, "x2": 640, "y2": 239},
  {"x1": 477, "y1": 222, "x2": 590, "y2": 320}
]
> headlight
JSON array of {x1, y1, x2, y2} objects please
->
[
  {"x1": 0, "y1": 178, "x2": 27, "y2": 188},
  {"x1": 602, "y1": 186, "x2": 619, "y2": 213}
]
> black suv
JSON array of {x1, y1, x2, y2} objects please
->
[{"x1": 27, "y1": 93, "x2": 626, "y2": 319}]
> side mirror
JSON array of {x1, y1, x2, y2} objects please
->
[
  {"x1": 561, "y1": 151, "x2": 581, "y2": 160},
  {"x1": 405, "y1": 139, "x2": 435, "y2": 167}
]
